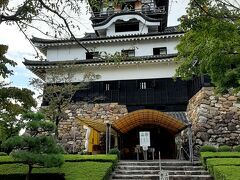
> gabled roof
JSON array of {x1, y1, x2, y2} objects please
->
[{"x1": 93, "y1": 12, "x2": 161, "y2": 28}]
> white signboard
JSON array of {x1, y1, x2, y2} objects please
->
[{"x1": 139, "y1": 131, "x2": 150, "y2": 147}]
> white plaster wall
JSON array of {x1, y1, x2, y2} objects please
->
[
  {"x1": 46, "y1": 38, "x2": 179, "y2": 61},
  {"x1": 106, "y1": 22, "x2": 148, "y2": 37},
  {"x1": 45, "y1": 62, "x2": 177, "y2": 83}
]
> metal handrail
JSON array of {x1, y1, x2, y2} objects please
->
[
  {"x1": 92, "y1": 6, "x2": 166, "y2": 17},
  {"x1": 159, "y1": 151, "x2": 169, "y2": 180}
]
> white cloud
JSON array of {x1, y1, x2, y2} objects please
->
[{"x1": 168, "y1": 0, "x2": 189, "y2": 26}]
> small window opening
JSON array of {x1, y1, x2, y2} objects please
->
[
  {"x1": 115, "y1": 21, "x2": 139, "y2": 32},
  {"x1": 86, "y1": 52, "x2": 99, "y2": 59},
  {"x1": 105, "y1": 83, "x2": 110, "y2": 91},
  {"x1": 104, "y1": 81, "x2": 119, "y2": 91},
  {"x1": 153, "y1": 47, "x2": 167, "y2": 55},
  {"x1": 139, "y1": 82, "x2": 147, "y2": 90},
  {"x1": 121, "y1": 49, "x2": 135, "y2": 57}
]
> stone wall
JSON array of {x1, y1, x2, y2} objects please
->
[
  {"x1": 187, "y1": 87, "x2": 240, "y2": 153},
  {"x1": 58, "y1": 102, "x2": 128, "y2": 153}
]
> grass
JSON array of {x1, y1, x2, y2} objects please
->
[{"x1": 0, "y1": 154, "x2": 118, "y2": 180}]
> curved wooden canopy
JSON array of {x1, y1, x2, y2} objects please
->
[{"x1": 113, "y1": 109, "x2": 187, "y2": 134}]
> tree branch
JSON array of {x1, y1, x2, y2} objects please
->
[
  {"x1": 37, "y1": 0, "x2": 90, "y2": 53},
  {"x1": 0, "y1": 0, "x2": 31, "y2": 23},
  {"x1": 16, "y1": 22, "x2": 40, "y2": 58}
]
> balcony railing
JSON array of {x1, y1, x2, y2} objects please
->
[{"x1": 91, "y1": 6, "x2": 166, "y2": 18}]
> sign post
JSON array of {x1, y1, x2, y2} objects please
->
[{"x1": 139, "y1": 131, "x2": 150, "y2": 161}]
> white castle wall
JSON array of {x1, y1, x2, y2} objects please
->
[
  {"x1": 46, "y1": 38, "x2": 179, "y2": 61},
  {"x1": 45, "y1": 62, "x2": 177, "y2": 83}
]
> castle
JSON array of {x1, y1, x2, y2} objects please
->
[{"x1": 24, "y1": 0, "x2": 240, "y2": 159}]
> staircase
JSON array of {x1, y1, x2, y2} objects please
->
[{"x1": 110, "y1": 160, "x2": 213, "y2": 180}]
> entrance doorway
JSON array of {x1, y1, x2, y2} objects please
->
[{"x1": 120, "y1": 124, "x2": 176, "y2": 160}]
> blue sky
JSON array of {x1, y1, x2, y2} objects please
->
[{"x1": 0, "y1": 0, "x2": 189, "y2": 92}]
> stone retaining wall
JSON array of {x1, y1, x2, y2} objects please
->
[
  {"x1": 58, "y1": 102, "x2": 128, "y2": 153},
  {"x1": 187, "y1": 87, "x2": 240, "y2": 153}
]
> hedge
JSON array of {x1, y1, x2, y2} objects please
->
[
  {"x1": 0, "y1": 155, "x2": 118, "y2": 180},
  {"x1": 200, "y1": 152, "x2": 240, "y2": 167},
  {"x1": 0, "y1": 154, "x2": 118, "y2": 164},
  {"x1": 206, "y1": 158, "x2": 240, "y2": 175},
  {"x1": 218, "y1": 146, "x2": 232, "y2": 152},
  {"x1": 199, "y1": 145, "x2": 217, "y2": 152},
  {"x1": 0, "y1": 173, "x2": 64, "y2": 180},
  {"x1": 200, "y1": 152, "x2": 240, "y2": 180},
  {"x1": 64, "y1": 154, "x2": 118, "y2": 162},
  {"x1": 213, "y1": 166, "x2": 240, "y2": 180}
]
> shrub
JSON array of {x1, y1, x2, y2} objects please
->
[
  {"x1": 200, "y1": 152, "x2": 240, "y2": 167},
  {"x1": 108, "y1": 148, "x2": 120, "y2": 159},
  {"x1": 200, "y1": 145, "x2": 217, "y2": 152},
  {"x1": 218, "y1": 145, "x2": 232, "y2": 152},
  {"x1": 213, "y1": 166, "x2": 240, "y2": 180},
  {"x1": 233, "y1": 145, "x2": 240, "y2": 152},
  {"x1": 0, "y1": 152, "x2": 7, "y2": 156}
]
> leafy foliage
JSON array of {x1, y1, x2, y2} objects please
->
[
  {"x1": 0, "y1": 152, "x2": 7, "y2": 156},
  {"x1": 101, "y1": 52, "x2": 141, "y2": 64},
  {"x1": 30, "y1": 64, "x2": 100, "y2": 137},
  {"x1": 89, "y1": 0, "x2": 125, "y2": 12},
  {"x1": 1, "y1": 112, "x2": 64, "y2": 180},
  {"x1": 0, "y1": 45, "x2": 37, "y2": 143},
  {"x1": 218, "y1": 145, "x2": 232, "y2": 152},
  {"x1": 233, "y1": 145, "x2": 240, "y2": 152},
  {"x1": 0, "y1": 44, "x2": 17, "y2": 79},
  {"x1": 108, "y1": 148, "x2": 120, "y2": 159},
  {"x1": 0, "y1": 87, "x2": 36, "y2": 142},
  {"x1": 199, "y1": 145, "x2": 217, "y2": 152},
  {"x1": 0, "y1": 0, "x2": 86, "y2": 38},
  {"x1": 176, "y1": 0, "x2": 240, "y2": 93}
]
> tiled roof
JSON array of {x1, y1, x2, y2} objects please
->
[
  {"x1": 23, "y1": 53, "x2": 177, "y2": 66},
  {"x1": 166, "y1": 112, "x2": 189, "y2": 124},
  {"x1": 31, "y1": 26, "x2": 182, "y2": 44}
]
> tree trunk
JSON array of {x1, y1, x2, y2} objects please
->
[
  {"x1": 55, "y1": 116, "x2": 60, "y2": 138},
  {"x1": 26, "y1": 164, "x2": 33, "y2": 180}
]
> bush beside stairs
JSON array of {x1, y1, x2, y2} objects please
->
[{"x1": 110, "y1": 160, "x2": 213, "y2": 180}]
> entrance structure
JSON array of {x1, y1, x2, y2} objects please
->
[{"x1": 78, "y1": 109, "x2": 190, "y2": 159}]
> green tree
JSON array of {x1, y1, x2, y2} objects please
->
[
  {"x1": 30, "y1": 64, "x2": 100, "y2": 138},
  {"x1": 0, "y1": 45, "x2": 37, "y2": 142},
  {"x1": 0, "y1": 44, "x2": 17, "y2": 79},
  {"x1": 2, "y1": 112, "x2": 64, "y2": 180},
  {"x1": 175, "y1": 0, "x2": 240, "y2": 93},
  {"x1": 0, "y1": 87, "x2": 36, "y2": 141}
]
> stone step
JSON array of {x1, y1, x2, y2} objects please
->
[
  {"x1": 117, "y1": 161, "x2": 201, "y2": 166},
  {"x1": 113, "y1": 170, "x2": 209, "y2": 175},
  {"x1": 116, "y1": 165, "x2": 204, "y2": 171},
  {"x1": 111, "y1": 174, "x2": 213, "y2": 180}
]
